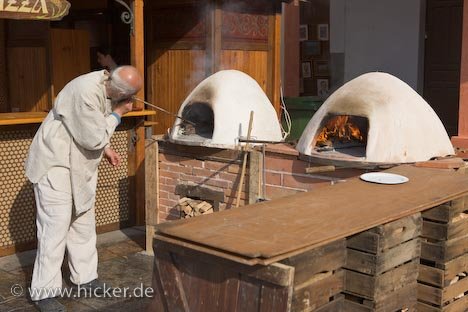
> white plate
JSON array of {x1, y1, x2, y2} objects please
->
[{"x1": 360, "y1": 172, "x2": 409, "y2": 185}]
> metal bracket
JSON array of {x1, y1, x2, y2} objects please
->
[{"x1": 114, "y1": 0, "x2": 134, "y2": 35}]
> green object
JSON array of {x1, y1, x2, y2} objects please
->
[{"x1": 281, "y1": 97, "x2": 323, "y2": 141}]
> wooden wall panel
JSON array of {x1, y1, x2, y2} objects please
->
[
  {"x1": 50, "y1": 29, "x2": 90, "y2": 99},
  {"x1": 220, "y1": 50, "x2": 268, "y2": 93},
  {"x1": 147, "y1": 49, "x2": 207, "y2": 134},
  {"x1": 7, "y1": 47, "x2": 50, "y2": 112},
  {"x1": 0, "y1": 21, "x2": 7, "y2": 113}
]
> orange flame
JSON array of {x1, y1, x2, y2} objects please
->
[{"x1": 316, "y1": 115, "x2": 364, "y2": 146}]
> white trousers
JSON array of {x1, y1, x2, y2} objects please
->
[{"x1": 30, "y1": 167, "x2": 98, "y2": 301}]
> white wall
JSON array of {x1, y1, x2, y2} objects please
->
[{"x1": 330, "y1": 0, "x2": 425, "y2": 91}]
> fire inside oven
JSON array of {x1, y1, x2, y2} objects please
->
[
  {"x1": 313, "y1": 114, "x2": 368, "y2": 158},
  {"x1": 177, "y1": 102, "x2": 214, "y2": 142}
]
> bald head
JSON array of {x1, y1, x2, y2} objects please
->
[{"x1": 107, "y1": 65, "x2": 143, "y2": 102}]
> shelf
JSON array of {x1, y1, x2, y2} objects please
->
[{"x1": 0, "y1": 110, "x2": 156, "y2": 126}]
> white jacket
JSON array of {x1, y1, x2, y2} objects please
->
[{"x1": 25, "y1": 70, "x2": 120, "y2": 215}]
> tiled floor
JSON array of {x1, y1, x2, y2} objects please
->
[{"x1": 0, "y1": 227, "x2": 154, "y2": 312}]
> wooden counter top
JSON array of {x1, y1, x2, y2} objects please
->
[
  {"x1": 156, "y1": 165, "x2": 468, "y2": 265},
  {"x1": 0, "y1": 110, "x2": 156, "y2": 126}
]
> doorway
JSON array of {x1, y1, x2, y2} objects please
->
[{"x1": 424, "y1": 0, "x2": 463, "y2": 136}]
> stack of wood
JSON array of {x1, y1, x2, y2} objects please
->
[
  {"x1": 344, "y1": 213, "x2": 422, "y2": 311},
  {"x1": 178, "y1": 197, "x2": 214, "y2": 219},
  {"x1": 417, "y1": 196, "x2": 468, "y2": 311}
]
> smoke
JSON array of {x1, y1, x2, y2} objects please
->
[{"x1": 184, "y1": 0, "x2": 253, "y2": 90}]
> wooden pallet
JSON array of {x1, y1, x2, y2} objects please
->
[
  {"x1": 418, "y1": 197, "x2": 468, "y2": 312},
  {"x1": 344, "y1": 214, "x2": 422, "y2": 311},
  {"x1": 280, "y1": 239, "x2": 346, "y2": 312}
]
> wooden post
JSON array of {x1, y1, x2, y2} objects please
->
[
  {"x1": 248, "y1": 150, "x2": 262, "y2": 204},
  {"x1": 207, "y1": 0, "x2": 222, "y2": 75},
  {"x1": 282, "y1": 0, "x2": 300, "y2": 97},
  {"x1": 130, "y1": 0, "x2": 146, "y2": 225},
  {"x1": 145, "y1": 138, "x2": 158, "y2": 255},
  {"x1": 452, "y1": 0, "x2": 468, "y2": 148},
  {"x1": 267, "y1": 2, "x2": 282, "y2": 116}
]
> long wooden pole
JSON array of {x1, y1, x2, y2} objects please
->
[{"x1": 236, "y1": 111, "x2": 254, "y2": 208}]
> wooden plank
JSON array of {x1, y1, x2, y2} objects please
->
[
  {"x1": 272, "y1": 7, "x2": 282, "y2": 116},
  {"x1": 258, "y1": 283, "x2": 292, "y2": 312},
  {"x1": 146, "y1": 48, "x2": 206, "y2": 135},
  {"x1": 419, "y1": 264, "x2": 445, "y2": 287},
  {"x1": 444, "y1": 252, "x2": 468, "y2": 285},
  {"x1": 131, "y1": 0, "x2": 145, "y2": 104},
  {"x1": 314, "y1": 295, "x2": 344, "y2": 312},
  {"x1": 417, "y1": 294, "x2": 468, "y2": 312},
  {"x1": 292, "y1": 270, "x2": 344, "y2": 312},
  {"x1": 422, "y1": 198, "x2": 467, "y2": 223},
  {"x1": 237, "y1": 275, "x2": 261, "y2": 312},
  {"x1": 156, "y1": 165, "x2": 468, "y2": 264},
  {"x1": 248, "y1": 150, "x2": 261, "y2": 205},
  {"x1": 347, "y1": 213, "x2": 421, "y2": 253},
  {"x1": 422, "y1": 217, "x2": 468, "y2": 241},
  {"x1": 346, "y1": 238, "x2": 420, "y2": 275},
  {"x1": 344, "y1": 282, "x2": 417, "y2": 312},
  {"x1": 152, "y1": 239, "x2": 294, "y2": 312},
  {"x1": 415, "y1": 158, "x2": 466, "y2": 169},
  {"x1": 0, "y1": 110, "x2": 155, "y2": 126},
  {"x1": 8, "y1": 47, "x2": 50, "y2": 112},
  {"x1": 417, "y1": 277, "x2": 468, "y2": 307},
  {"x1": 154, "y1": 238, "x2": 295, "y2": 286},
  {"x1": 281, "y1": 239, "x2": 345, "y2": 286},
  {"x1": 421, "y1": 233, "x2": 468, "y2": 263},
  {"x1": 49, "y1": 29, "x2": 90, "y2": 99},
  {"x1": 345, "y1": 259, "x2": 419, "y2": 300},
  {"x1": 153, "y1": 248, "x2": 190, "y2": 311},
  {"x1": 220, "y1": 50, "x2": 268, "y2": 93},
  {"x1": 145, "y1": 139, "x2": 159, "y2": 226}
]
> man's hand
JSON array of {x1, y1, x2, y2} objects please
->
[
  {"x1": 112, "y1": 100, "x2": 133, "y2": 117},
  {"x1": 104, "y1": 147, "x2": 121, "y2": 167}
]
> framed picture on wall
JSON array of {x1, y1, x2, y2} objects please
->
[
  {"x1": 301, "y1": 41, "x2": 321, "y2": 57},
  {"x1": 301, "y1": 62, "x2": 312, "y2": 78},
  {"x1": 317, "y1": 24, "x2": 329, "y2": 41},
  {"x1": 299, "y1": 24, "x2": 308, "y2": 41},
  {"x1": 317, "y1": 78, "x2": 329, "y2": 99},
  {"x1": 314, "y1": 60, "x2": 329, "y2": 76}
]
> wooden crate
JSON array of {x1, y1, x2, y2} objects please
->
[
  {"x1": 281, "y1": 239, "x2": 346, "y2": 312},
  {"x1": 418, "y1": 197, "x2": 468, "y2": 312},
  {"x1": 151, "y1": 238, "x2": 347, "y2": 312},
  {"x1": 344, "y1": 282, "x2": 417, "y2": 312},
  {"x1": 344, "y1": 214, "x2": 422, "y2": 311}
]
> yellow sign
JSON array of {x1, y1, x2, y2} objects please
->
[{"x1": 0, "y1": 0, "x2": 70, "y2": 20}]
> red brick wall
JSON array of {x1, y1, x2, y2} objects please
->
[
  {"x1": 158, "y1": 147, "x2": 249, "y2": 222},
  {"x1": 264, "y1": 144, "x2": 366, "y2": 200},
  {"x1": 157, "y1": 142, "x2": 365, "y2": 223}
]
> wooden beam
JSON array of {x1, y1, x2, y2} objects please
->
[
  {"x1": 145, "y1": 138, "x2": 159, "y2": 255},
  {"x1": 208, "y1": 0, "x2": 222, "y2": 74},
  {"x1": 452, "y1": 0, "x2": 468, "y2": 147},
  {"x1": 131, "y1": 0, "x2": 145, "y2": 105},
  {"x1": 273, "y1": 4, "x2": 282, "y2": 116},
  {"x1": 130, "y1": 0, "x2": 146, "y2": 225}
]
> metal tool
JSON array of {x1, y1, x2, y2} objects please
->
[{"x1": 133, "y1": 97, "x2": 196, "y2": 126}]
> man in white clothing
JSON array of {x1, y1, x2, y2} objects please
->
[{"x1": 25, "y1": 66, "x2": 143, "y2": 312}]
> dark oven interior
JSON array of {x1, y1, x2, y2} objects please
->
[{"x1": 177, "y1": 102, "x2": 215, "y2": 142}]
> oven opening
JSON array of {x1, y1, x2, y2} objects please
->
[
  {"x1": 313, "y1": 114, "x2": 368, "y2": 158},
  {"x1": 177, "y1": 102, "x2": 214, "y2": 143}
]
